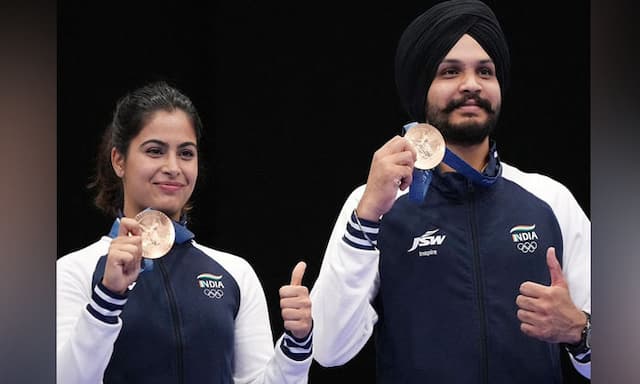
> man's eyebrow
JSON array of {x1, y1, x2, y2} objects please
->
[{"x1": 439, "y1": 59, "x2": 494, "y2": 65}]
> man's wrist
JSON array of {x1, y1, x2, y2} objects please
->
[
  {"x1": 562, "y1": 311, "x2": 591, "y2": 358},
  {"x1": 355, "y1": 200, "x2": 382, "y2": 222},
  {"x1": 346, "y1": 209, "x2": 380, "y2": 250}
]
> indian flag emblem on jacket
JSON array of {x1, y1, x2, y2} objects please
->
[
  {"x1": 197, "y1": 273, "x2": 225, "y2": 289},
  {"x1": 509, "y1": 225, "x2": 538, "y2": 242},
  {"x1": 510, "y1": 225, "x2": 539, "y2": 254}
]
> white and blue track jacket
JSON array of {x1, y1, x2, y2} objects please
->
[
  {"x1": 311, "y1": 144, "x2": 590, "y2": 383},
  {"x1": 57, "y1": 220, "x2": 312, "y2": 384}
]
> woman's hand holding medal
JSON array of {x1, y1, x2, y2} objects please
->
[{"x1": 102, "y1": 209, "x2": 175, "y2": 294}]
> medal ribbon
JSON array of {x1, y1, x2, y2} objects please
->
[
  {"x1": 442, "y1": 148, "x2": 499, "y2": 187},
  {"x1": 408, "y1": 167, "x2": 433, "y2": 202},
  {"x1": 403, "y1": 122, "x2": 499, "y2": 202}
]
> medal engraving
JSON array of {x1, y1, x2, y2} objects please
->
[
  {"x1": 135, "y1": 209, "x2": 175, "y2": 259},
  {"x1": 404, "y1": 123, "x2": 445, "y2": 170}
]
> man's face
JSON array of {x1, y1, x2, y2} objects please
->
[{"x1": 425, "y1": 34, "x2": 501, "y2": 146}]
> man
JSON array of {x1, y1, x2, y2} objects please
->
[{"x1": 309, "y1": 0, "x2": 591, "y2": 382}]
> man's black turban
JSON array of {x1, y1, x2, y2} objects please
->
[{"x1": 395, "y1": 0, "x2": 510, "y2": 122}]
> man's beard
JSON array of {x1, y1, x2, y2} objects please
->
[{"x1": 426, "y1": 94, "x2": 499, "y2": 146}]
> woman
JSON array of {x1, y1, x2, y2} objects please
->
[{"x1": 57, "y1": 81, "x2": 312, "y2": 383}]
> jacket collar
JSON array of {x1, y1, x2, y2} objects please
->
[{"x1": 441, "y1": 139, "x2": 502, "y2": 187}]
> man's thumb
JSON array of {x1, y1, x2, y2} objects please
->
[
  {"x1": 290, "y1": 261, "x2": 306, "y2": 286},
  {"x1": 547, "y1": 247, "x2": 566, "y2": 287}
]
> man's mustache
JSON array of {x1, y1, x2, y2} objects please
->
[{"x1": 442, "y1": 94, "x2": 495, "y2": 114}]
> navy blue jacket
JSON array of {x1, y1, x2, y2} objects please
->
[{"x1": 374, "y1": 154, "x2": 564, "y2": 383}]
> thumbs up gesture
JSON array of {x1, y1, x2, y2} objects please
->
[
  {"x1": 279, "y1": 261, "x2": 312, "y2": 339},
  {"x1": 516, "y1": 247, "x2": 587, "y2": 344}
]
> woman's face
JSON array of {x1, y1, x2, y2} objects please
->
[{"x1": 112, "y1": 109, "x2": 198, "y2": 221}]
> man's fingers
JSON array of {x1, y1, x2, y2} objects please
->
[
  {"x1": 290, "y1": 261, "x2": 306, "y2": 286},
  {"x1": 515, "y1": 294, "x2": 537, "y2": 311},
  {"x1": 546, "y1": 247, "x2": 567, "y2": 288}
]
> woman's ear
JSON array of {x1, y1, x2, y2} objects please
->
[{"x1": 111, "y1": 147, "x2": 125, "y2": 178}]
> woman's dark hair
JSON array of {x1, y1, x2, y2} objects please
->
[{"x1": 88, "y1": 81, "x2": 204, "y2": 218}]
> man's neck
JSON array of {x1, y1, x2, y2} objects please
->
[{"x1": 439, "y1": 138, "x2": 490, "y2": 173}]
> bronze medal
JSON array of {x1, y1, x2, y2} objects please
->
[
  {"x1": 404, "y1": 123, "x2": 445, "y2": 170},
  {"x1": 134, "y1": 209, "x2": 175, "y2": 259}
]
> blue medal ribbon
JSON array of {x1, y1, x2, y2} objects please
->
[
  {"x1": 403, "y1": 122, "x2": 499, "y2": 203},
  {"x1": 442, "y1": 148, "x2": 499, "y2": 187},
  {"x1": 408, "y1": 167, "x2": 433, "y2": 202}
]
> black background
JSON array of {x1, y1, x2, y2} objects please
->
[{"x1": 58, "y1": 1, "x2": 589, "y2": 382}]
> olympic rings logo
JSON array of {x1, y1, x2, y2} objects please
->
[
  {"x1": 517, "y1": 241, "x2": 537, "y2": 253},
  {"x1": 203, "y1": 288, "x2": 224, "y2": 299}
]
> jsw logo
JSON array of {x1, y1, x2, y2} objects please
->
[{"x1": 408, "y1": 229, "x2": 447, "y2": 252}]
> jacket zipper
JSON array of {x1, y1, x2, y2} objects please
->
[
  {"x1": 468, "y1": 181, "x2": 488, "y2": 384},
  {"x1": 158, "y1": 259, "x2": 184, "y2": 384}
]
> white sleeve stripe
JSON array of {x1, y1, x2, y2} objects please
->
[
  {"x1": 284, "y1": 345, "x2": 312, "y2": 355},
  {"x1": 344, "y1": 231, "x2": 377, "y2": 246},
  {"x1": 284, "y1": 332, "x2": 312, "y2": 345},
  {"x1": 88, "y1": 298, "x2": 123, "y2": 317},
  {"x1": 347, "y1": 217, "x2": 379, "y2": 234},
  {"x1": 574, "y1": 349, "x2": 591, "y2": 361},
  {"x1": 94, "y1": 285, "x2": 128, "y2": 306}
]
